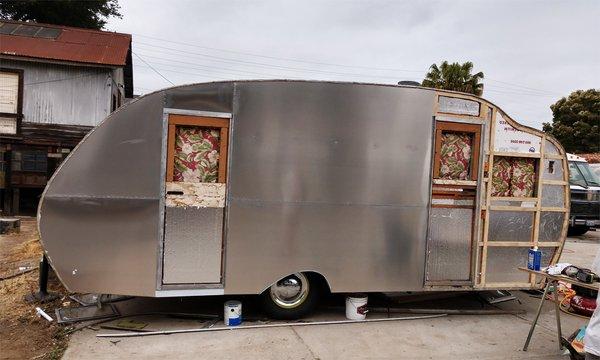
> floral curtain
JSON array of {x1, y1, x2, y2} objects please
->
[
  {"x1": 173, "y1": 126, "x2": 220, "y2": 183},
  {"x1": 439, "y1": 132, "x2": 473, "y2": 180},
  {"x1": 510, "y1": 158, "x2": 536, "y2": 197},
  {"x1": 491, "y1": 158, "x2": 512, "y2": 196},
  {"x1": 491, "y1": 157, "x2": 536, "y2": 197}
]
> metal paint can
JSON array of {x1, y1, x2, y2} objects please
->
[
  {"x1": 345, "y1": 294, "x2": 368, "y2": 320},
  {"x1": 224, "y1": 300, "x2": 242, "y2": 326},
  {"x1": 527, "y1": 246, "x2": 542, "y2": 271}
]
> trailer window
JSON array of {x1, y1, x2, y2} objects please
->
[
  {"x1": 433, "y1": 122, "x2": 481, "y2": 181},
  {"x1": 166, "y1": 115, "x2": 229, "y2": 183},
  {"x1": 491, "y1": 157, "x2": 536, "y2": 197},
  {"x1": 439, "y1": 132, "x2": 473, "y2": 180},
  {"x1": 173, "y1": 126, "x2": 220, "y2": 183}
]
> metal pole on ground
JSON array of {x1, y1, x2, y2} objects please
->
[{"x1": 25, "y1": 254, "x2": 59, "y2": 303}]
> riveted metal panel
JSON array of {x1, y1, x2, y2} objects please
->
[
  {"x1": 488, "y1": 211, "x2": 534, "y2": 242},
  {"x1": 164, "y1": 82, "x2": 233, "y2": 113},
  {"x1": 426, "y1": 207, "x2": 472, "y2": 281},
  {"x1": 486, "y1": 247, "x2": 553, "y2": 283},
  {"x1": 224, "y1": 81, "x2": 435, "y2": 293},
  {"x1": 163, "y1": 207, "x2": 223, "y2": 284},
  {"x1": 39, "y1": 92, "x2": 164, "y2": 296}
]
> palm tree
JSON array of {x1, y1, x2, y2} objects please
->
[{"x1": 422, "y1": 61, "x2": 484, "y2": 96}]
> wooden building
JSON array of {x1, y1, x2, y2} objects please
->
[{"x1": 0, "y1": 20, "x2": 133, "y2": 215}]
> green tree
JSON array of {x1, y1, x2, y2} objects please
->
[
  {"x1": 543, "y1": 89, "x2": 600, "y2": 153},
  {"x1": 422, "y1": 61, "x2": 484, "y2": 96},
  {"x1": 0, "y1": 0, "x2": 121, "y2": 30}
]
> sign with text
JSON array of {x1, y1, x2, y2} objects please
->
[{"x1": 494, "y1": 113, "x2": 541, "y2": 153}]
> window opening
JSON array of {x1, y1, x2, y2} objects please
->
[
  {"x1": 173, "y1": 126, "x2": 220, "y2": 183},
  {"x1": 491, "y1": 157, "x2": 536, "y2": 197},
  {"x1": 433, "y1": 122, "x2": 481, "y2": 181}
]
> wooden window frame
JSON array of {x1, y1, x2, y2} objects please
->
[
  {"x1": 166, "y1": 114, "x2": 229, "y2": 183},
  {"x1": 0, "y1": 68, "x2": 24, "y2": 136},
  {"x1": 433, "y1": 121, "x2": 481, "y2": 181}
]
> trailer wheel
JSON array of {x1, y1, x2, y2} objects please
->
[
  {"x1": 568, "y1": 226, "x2": 589, "y2": 236},
  {"x1": 261, "y1": 272, "x2": 319, "y2": 319}
]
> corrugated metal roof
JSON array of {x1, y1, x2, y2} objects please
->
[{"x1": 0, "y1": 20, "x2": 131, "y2": 66}]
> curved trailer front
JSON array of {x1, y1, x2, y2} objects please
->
[{"x1": 38, "y1": 81, "x2": 569, "y2": 308}]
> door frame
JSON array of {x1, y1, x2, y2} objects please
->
[
  {"x1": 156, "y1": 108, "x2": 232, "y2": 295},
  {"x1": 425, "y1": 117, "x2": 486, "y2": 287}
]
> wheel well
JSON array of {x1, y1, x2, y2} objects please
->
[
  {"x1": 260, "y1": 271, "x2": 332, "y2": 294},
  {"x1": 304, "y1": 271, "x2": 332, "y2": 294}
]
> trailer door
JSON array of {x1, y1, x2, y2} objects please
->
[
  {"x1": 161, "y1": 114, "x2": 229, "y2": 285},
  {"x1": 426, "y1": 121, "x2": 481, "y2": 285}
]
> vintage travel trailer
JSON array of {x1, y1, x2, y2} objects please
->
[{"x1": 38, "y1": 80, "x2": 570, "y2": 318}]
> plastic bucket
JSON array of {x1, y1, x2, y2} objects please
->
[
  {"x1": 224, "y1": 300, "x2": 242, "y2": 326},
  {"x1": 345, "y1": 294, "x2": 368, "y2": 320}
]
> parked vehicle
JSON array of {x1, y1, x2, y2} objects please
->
[
  {"x1": 38, "y1": 81, "x2": 569, "y2": 318},
  {"x1": 567, "y1": 154, "x2": 600, "y2": 236}
]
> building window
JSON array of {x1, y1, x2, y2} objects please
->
[
  {"x1": 0, "y1": 68, "x2": 23, "y2": 135},
  {"x1": 11, "y1": 151, "x2": 47, "y2": 172}
]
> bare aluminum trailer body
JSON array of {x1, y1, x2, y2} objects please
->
[{"x1": 38, "y1": 81, "x2": 569, "y2": 298}]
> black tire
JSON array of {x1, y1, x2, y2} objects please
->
[
  {"x1": 568, "y1": 226, "x2": 589, "y2": 236},
  {"x1": 261, "y1": 273, "x2": 320, "y2": 320}
]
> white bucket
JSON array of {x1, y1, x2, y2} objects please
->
[
  {"x1": 224, "y1": 300, "x2": 242, "y2": 326},
  {"x1": 345, "y1": 294, "x2": 368, "y2": 320}
]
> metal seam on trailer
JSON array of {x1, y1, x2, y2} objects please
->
[
  {"x1": 96, "y1": 314, "x2": 447, "y2": 338},
  {"x1": 43, "y1": 194, "x2": 159, "y2": 200},
  {"x1": 163, "y1": 108, "x2": 232, "y2": 118},
  {"x1": 229, "y1": 198, "x2": 427, "y2": 208}
]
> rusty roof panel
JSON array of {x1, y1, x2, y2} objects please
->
[{"x1": 0, "y1": 20, "x2": 130, "y2": 66}]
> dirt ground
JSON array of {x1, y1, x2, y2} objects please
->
[{"x1": 0, "y1": 217, "x2": 70, "y2": 360}]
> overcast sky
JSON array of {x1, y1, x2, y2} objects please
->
[{"x1": 106, "y1": 0, "x2": 599, "y2": 129}]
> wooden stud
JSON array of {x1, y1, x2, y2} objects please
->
[
  {"x1": 528, "y1": 136, "x2": 546, "y2": 284},
  {"x1": 488, "y1": 206, "x2": 537, "y2": 212},
  {"x1": 481, "y1": 241, "x2": 562, "y2": 247},
  {"x1": 490, "y1": 196, "x2": 538, "y2": 202},
  {"x1": 218, "y1": 127, "x2": 228, "y2": 183},
  {"x1": 481, "y1": 282, "x2": 532, "y2": 289},
  {"x1": 169, "y1": 114, "x2": 229, "y2": 128},
  {"x1": 432, "y1": 179, "x2": 478, "y2": 186},
  {"x1": 166, "y1": 124, "x2": 176, "y2": 182},
  {"x1": 493, "y1": 152, "x2": 541, "y2": 159},
  {"x1": 542, "y1": 180, "x2": 568, "y2": 185},
  {"x1": 541, "y1": 207, "x2": 568, "y2": 212},
  {"x1": 480, "y1": 107, "x2": 496, "y2": 286},
  {"x1": 552, "y1": 150, "x2": 571, "y2": 264},
  {"x1": 431, "y1": 204, "x2": 475, "y2": 209}
]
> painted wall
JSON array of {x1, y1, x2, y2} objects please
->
[{"x1": 0, "y1": 58, "x2": 123, "y2": 127}]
